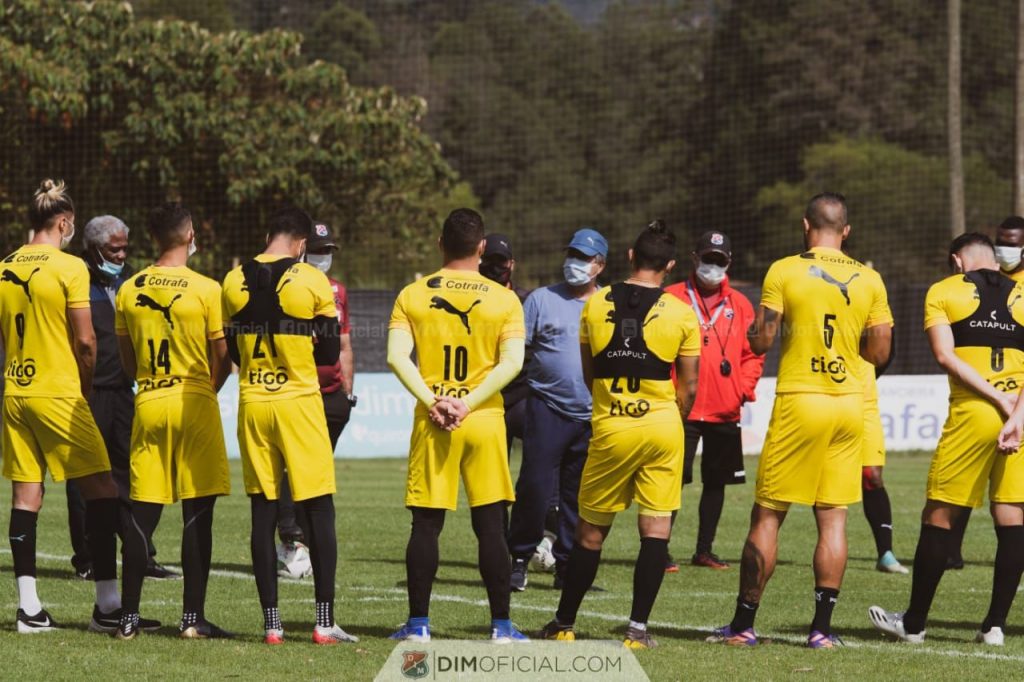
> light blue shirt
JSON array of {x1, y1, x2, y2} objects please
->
[{"x1": 524, "y1": 282, "x2": 593, "y2": 421}]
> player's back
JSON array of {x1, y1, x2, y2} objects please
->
[
  {"x1": 0, "y1": 244, "x2": 89, "y2": 397},
  {"x1": 390, "y1": 268, "x2": 524, "y2": 414},
  {"x1": 582, "y1": 283, "x2": 700, "y2": 432},
  {"x1": 116, "y1": 265, "x2": 222, "y2": 401},
  {"x1": 924, "y1": 270, "x2": 1024, "y2": 402},
  {"x1": 764, "y1": 246, "x2": 891, "y2": 394},
  {"x1": 223, "y1": 255, "x2": 336, "y2": 402}
]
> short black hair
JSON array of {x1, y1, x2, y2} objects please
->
[
  {"x1": 632, "y1": 219, "x2": 676, "y2": 271},
  {"x1": 29, "y1": 178, "x2": 74, "y2": 230},
  {"x1": 441, "y1": 208, "x2": 485, "y2": 259},
  {"x1": 805, "y1": 192, "x2": 848, "y2": 232},
  {"x1": 948, "y1": 231, "x2": 994, "y2": 268},
  {"x1": 268, "y1": 206, "x2": 314, "y2": 240},
  {"x1": 148, "y1": 202, "x2": 192, "y2": 249},
  {"x1": 1000, "y1": 216, "x2": 1024, "y2": 231}
]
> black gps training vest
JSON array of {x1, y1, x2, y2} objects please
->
[
  {"x1": 949, "y1": 269, "x2": 1024, "y2": 350},
  {"x1": 229, "y1": 258, "x2": 314, "y2": 339},
  {"x1": 591, "y1": 282, "x2": 672, "y2": 380}
]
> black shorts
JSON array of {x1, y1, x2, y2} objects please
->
[{"x1": 683, "y1": 420, "x2": 745, "y2": 487}]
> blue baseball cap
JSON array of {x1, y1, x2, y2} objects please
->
[{"x1": 567, "y1": 228, "x2": 608, "y2": 258}]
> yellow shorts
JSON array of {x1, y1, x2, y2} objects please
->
[
  {"x1": 2, "y1": 396, "x2": 110, "y2": 483},
  {"x1": 861, "y1": 399, "x2": 886, "y2": 467},
  {"x1": 406, "y1": 411, "x2": 514, "y2": 510},
  {"x1": 755, "y1": 393, "x2": 862, "y2": 510},
  {"x1": 927, "y1": 398, "x2": 1024, "y2": 507},
  {"x1": 130, "y1": 392, "x2": 230, "y2": 504},
  {"x1": 238, "y1": 394, "x2": 335, "y2": 501},
  {"x1": 578, "y1": 419, "x2": 684, "y2": 525}
]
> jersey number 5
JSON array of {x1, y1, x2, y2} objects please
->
[{"x1": 823, "y1": 314, "x2": 837, "y2": 350}]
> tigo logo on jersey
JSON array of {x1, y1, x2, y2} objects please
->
[
  {"x1": 810, "y1": 355, "x2": 847, "y2": 383},
  {"x1": 401, "y1": 651, "x2": 429, "y2": 679},
  {"x1": 5, "y1": 358, "x2": 36, "y2": 387},
  {"x1": 249, "y1": 366, "x2": 290, "y2": 392}
]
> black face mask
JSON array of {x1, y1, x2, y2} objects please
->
[{"x1": 480, "y1": 261, "x2": 512, "y2": 286}]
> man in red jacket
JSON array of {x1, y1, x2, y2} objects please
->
[{"x1": 664, "y1": 231, "x2": 764, "y2": 570}]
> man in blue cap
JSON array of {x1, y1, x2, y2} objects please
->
[{"x1": 508, "y1": 228, "x2": 607, "y2": 591}]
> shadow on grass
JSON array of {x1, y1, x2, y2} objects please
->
[{"x1": 354, "y1": 557, "x2": 481, "y2": 571}]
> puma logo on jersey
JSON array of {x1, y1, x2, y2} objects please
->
[
  {"x1": 430, "y1": 296, "x2": 481, "y2": 334},
  {"x1": 808, "y1": 266, "x2": 859, "y2": 305},
  {"x1": 1, "y1": 268, "x2": 40, "y2": 302},
  {"x1": 135, "y1": 293, "x2": 182, "y2": 329}
]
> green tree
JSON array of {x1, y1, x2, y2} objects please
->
[{"x1": 304, "y1": 3, "x2": 381, "y2": 84}]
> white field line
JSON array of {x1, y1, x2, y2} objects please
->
[{"x1": 6, "y1": 549, "x2": 1024, "y2": 663}]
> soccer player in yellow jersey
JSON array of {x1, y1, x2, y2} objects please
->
[
  {"x1": 871, "y1": 233, "x2": 1024, "y2": 646},
  {"x1": 222, "y1": 206, "x2": 357, "y2": 645},
  {"x1": 709, "y1": 193, "x2": 893, "y2": 649},
  {"x1": 386, "y1": 209, "x2": 527, "y2": 643},
  {"x1": 538, "y1": 221, "x2": 701, "y2": 649},
  {"x1": 0, "y1": 179, "x2": 135, "y2": 633},
  {"x1": 113, "y1": 203, "x2": 232, "y2": 640}
]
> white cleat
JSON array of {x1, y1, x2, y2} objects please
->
[
  {"x1": 868, "y1": 606, "x2": 925, "y2": 644},
  {"x1": 976, "y1": 626, "x2": 1005, "y2": 646},
  {"x1": 876, "y1": 551, "x2": 910, "y2": 575},
  {"x1": 312, "y1": 623, "x2": 359, "y2": 644}
]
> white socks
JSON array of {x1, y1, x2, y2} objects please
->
[
  {"x1": 628, "y1": 620, "x2": 647, "y2": 632},
  {"x1": 95, "y1": 579, "x2": 121, "y2": 613},
  {"x1": 17, "y1": 576, "x2": 42, "y2": 615}
]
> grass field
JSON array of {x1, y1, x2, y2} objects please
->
[{"x1": 1, "y1": 451, "x2": 1023, "y2": 680}]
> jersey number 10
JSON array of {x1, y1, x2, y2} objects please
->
[{"x1": 442, "y1": 344, "x2": 468, "y2": 382}]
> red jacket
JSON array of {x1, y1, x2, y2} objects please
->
[{"x1": 665, "y1": 275, "x2": 764, "y2": 423}]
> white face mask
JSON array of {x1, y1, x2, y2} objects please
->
[
  {"x1": 60, "y1": 220, "x2": 75, "y2": 250},
  {"x1": 563, "y1": 257, "x2": 595, "y2": 286},
  {"x1": 995, "y1": 245, "x2": 1022, "y2": 272},
  {"x1": 696, "y1": 262, "x2": 727, "y2": 287},
  {"x1": 187, "y1": 237, "x2": 197, "y2": 258},
  {"x1": 306, "y1": 253, "x2": 333, "y2": 274}
]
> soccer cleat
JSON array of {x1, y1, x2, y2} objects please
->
[
  {"x1": 876, "y1": 551, "x2": 909, "y2": 574},
  {"x1": 312, "y1": 624, "x2": 359, "y2": 644},
  {"x1": 808, "y1": 630, "x2": 843, "y2": 649},
  {"x1": 664, "y1": 553, "x2": 679, "y2": 573},
  {"x1": 510, "y1": 558, "x2": 528, "y2": 592},
  {"x1": 868, "y1": 606, "x2": 925, "y2": 644},
  {"x1": 536, "y1": 619, "x2": 575, "y2": 641},
  {"x1": 946, "y1": 555, "x2": 965, "y2": 570},
  {"x1": 976, "y1": 626, "x2": 1005, "y2": 646},
  {"x1": 705, "y1": 624, "x2": 757, "y2": 646},
  {"x1": 389, "y1": 619, "x2": 431, "y2": 642},
  {"x1": 264, "y1": 628, "x2": 284, "y2": 645},
  {"x1": 74, "y1": 564, "x2": 93, "y2": 581},
  {"x1": 491, "y1": 620, "x2": 529, "y2": 643},
  {"x1": 180, "y1": 620, "x2": 234, "y2": 639},
  {"x1": 623, "y1": 626, "x2": 657, "y2": 649},
  {"x1": 16, "y1": 608, "x2": 59, "y2": 634},
  {"x1": 692, "y1": 552, "x2": 730, "y2": 570},
  {"x1": 89, "y1": 606, "x2": 161, "y2": 634},
  {"x1": 145, "y1": 561, "x2": 181, "y2": 580}
]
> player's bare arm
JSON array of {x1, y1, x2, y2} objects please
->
[
  {"x1": 860, "y1": 322, "x2": 892, "y2": 367},
  {"x1": 116, "y1": 333, "x2": 137, "y2": 382},
  {"x1": 748, "y1": 306, "x2": 780, "y2": 356},
  {"x1": 927, "y1": 324, "x2": 1015, "y2": 416},
  {"x1": 339, "y1": 332, "x2": 354, "y2": 395},
  {"x1": 674, "y1": 355, "x2": 699, "y2": 419},
  {"x1": 209, "y1": 337, "x2": 231, "y2": 392},
  {"x1": 68, "y1": 305, "x2": 96, "y2": 396}
]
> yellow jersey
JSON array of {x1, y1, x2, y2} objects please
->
[
  {"x1": 762, "y1": 246, "x2": 892, "y2": 395},
  {"x1": 580, "y1": 283, "x2": 701, "y2": 431},
  {"x1": 115, "y1": 265, "x2": 224, "y2": 403},
  {"x1": 924, "y1": 270, "x2": 1024, "y2": 402},
  {"x1": 852, "y1": 356, "x2": 878, "y2": 403},
  {"x1": 389, "y1": 268, "x2": 525, "y2": 415},
  {"x1": 0, "y1": 244, "x2": 90, "y2": 397},
  {"x1": 1008, "y1": 268, "x2": 1024, "y2": 283},
  {"x1": 222, "y1": 255, "x2": 336, "y2": 403}
]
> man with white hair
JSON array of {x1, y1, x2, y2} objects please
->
[{"x1": 66, "y1": 216, "x2": 175, "y2": 585}]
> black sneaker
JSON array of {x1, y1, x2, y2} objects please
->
[
  {"x1": 145, "y1": 562, "x2": 181, "y2": 580},
  {"x1": 180, "y1": 619, "x2": 234, "y2": 639},
  {"x1": 16, "y1": 608, "x2": 59, "y2": 634},
  {"x1": 89, "y1": 606, "x2": 161, "y2": 634},
  {"x1": 74, "y1": 564, "x2": 93, "y2": 581},
  {"x1": 946, "y1": 556, "x2": 965, "y2": 570},
  {"x1": 116, "y1": 612, "x2": 141, "y2": 641},
  {"x1": 511, "y1": 558, "x2": 528, "y2": 592}
]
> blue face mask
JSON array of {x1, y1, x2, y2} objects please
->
[
  {"x1": 563, "y1": 257, "x2": 595, "y2": 286},
  {"x1": 96, "y1": 249, "x2": 124, "y2": 278}
]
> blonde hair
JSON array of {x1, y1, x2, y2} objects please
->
[{"x1": 29, "y1": 178, "x2": 74, "y2": 230}]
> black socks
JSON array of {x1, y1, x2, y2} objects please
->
[
  {"x1": 982, "y1": 525, "x2": 1024, "y2": 632},
  {"x1": 730, "y1": 598, "x2": 759, "y2": 632},
  {"x1": 182, "y1": 496, "x2": 216, "y2": 619},
  {"x1": 9, "y1": 509, "x2": 38, "y2": 577},
  {"x1": 300, "y1": 494, "x2": 337, "y2": 606},
  {"x1": 905, "y1": 524, "x2": 952, "y2": 634},
  {"x1": 250, "y1": 495, "x2": 280, "y2": 610},
  {"x1": 85, "y1": 498, "x2": 120, "y2": 582},
  {"x1": 556, "y1": 545, "x2": 602, "y2": 626},
  {"x1": 862, "y1": 487, "x2": 893, "y2": 557},
  {"x1": 630, "y1": 537, "x2": 669, "y2": 624},
  {"x1": 810, "y1": 586, "x2": 839, "y2": 635},
  {"x1": 696, "y1": 487, "x2": 725, "y2": 555},
  {"x1": 121, "y1": 502, "x2": 163, "y2": 613},
  {"x1": 406, "y1": 507, "x2": 446, "y2": 619},
  {"x1": 471, "y1": 502, "x2": 512, "y2": 620}
]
